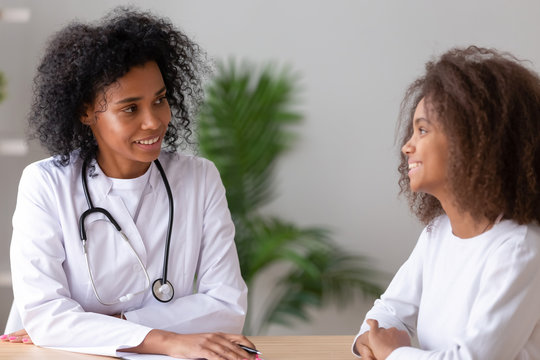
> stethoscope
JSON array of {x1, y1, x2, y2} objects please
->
[{"x1": 79, "y1": 158, "x2": 175, "y2": 304}]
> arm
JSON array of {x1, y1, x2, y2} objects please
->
[
  {"x1": 120, "y1": 330, "x2": 256, "y2": 360},
  {"x1": 10, "y1": 164, "x2": 152, "y2": 356},
  {"x1": 123, "y1": 160, "x2": 247, "y2": 333},
  {"x1": 376, "y1": 226, "x2": 540, "y2": 360},
  {"x1": 352, "y1": 227, "x2": 427, "y2": 358},
  {"x1": 364, "y1": 319, "x2": 411, "y2": 359}
]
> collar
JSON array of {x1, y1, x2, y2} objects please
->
[{"x1": 84, "y1": 159, "x2": 159, "y2": 205}]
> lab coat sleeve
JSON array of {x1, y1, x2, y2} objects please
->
[
  {"x1": 10, "y1": 164, "x2": 152, "y2": 357},
  {"x1": 385, "y1": 227, "x2": 540, "y2": 360},
  {"x1": 125, "y1": 160, "x2": 247, "y2": 333}
]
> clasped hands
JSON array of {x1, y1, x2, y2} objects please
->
[{"x1": 354, "y1": 319, "x2": 411, "y2": 360}]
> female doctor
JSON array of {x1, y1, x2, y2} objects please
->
[{"x1": 3, "y1": 8, "x2": 256, "y2": 360}]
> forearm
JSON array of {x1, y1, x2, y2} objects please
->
[
  {"x1": 119, "y1": 329, "x2": 170, "y2": 355},
  {"x1": 125, "y1": 292, "x2": 246, "y2": 333},
  {"x1": 119, "y1": 329, "x2": 257, "y2": 360}
]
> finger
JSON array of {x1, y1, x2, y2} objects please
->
[
  {"x1": 216, "y1": 333, "x2": 257, "y2": 358},
  {"x1": 204, "y1": 334, "x2": 253, "y2": 360},
  {"x1": 226, "y1": 334, "x2": 257, "y2": 351},
  {"x1": 222, "y1": 341, "x2": 255, "y2": 360},
  {"x1": 10, "y1": 330, "x2": 28, "y2": 337},
  {"x1": 8, "y1": 336, "x2": 24, "y2": 343},
  {"x1": 22, "y1": 337, "x2": 34, "y2": 345},
  {"x1": 357, "y1": 343, "x2": 375, "y2": 359},
  {"x1": 366, "y1": 319, "x2": 379, "y2": 332}
]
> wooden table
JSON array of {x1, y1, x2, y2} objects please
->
[
  {"x1": 250, "y1": 335, "x2": 357, "y2": 360},
  {"x1": 0, "y1": 335, "x2": 357, "y2": 359}
]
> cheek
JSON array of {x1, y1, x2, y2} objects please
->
[
  {"x1": 435, "y1": 153, "x2": 449, "y2": 179},
  {"x1": 160, "y1": 108, "x2": 172, "y2": 127}
]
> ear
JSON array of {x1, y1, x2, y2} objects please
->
[{"x1": 80, "y1": 104, "x2": 95, "y2": 126}]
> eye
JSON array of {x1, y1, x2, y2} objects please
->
[
  {"x1": 123, "y1": 105, "x2": 137, "y2": 113},
  {"x1": 419, "y1": 127, "x2": 428, "y2": 135},
  {"x1": 155, "y1": 95, "x2": 168, "y2": 105}
]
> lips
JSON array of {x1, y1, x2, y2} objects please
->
[{"x1": 408, "y1": 162, "x2": 421, "y2": 170}]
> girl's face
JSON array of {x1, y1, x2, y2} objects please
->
[
  {"x1": 82, "y1": 61, "x2": 171, "y2": 179},
  {"x1": 401, "y1": 98, "x2": 450, "y2": 201}
]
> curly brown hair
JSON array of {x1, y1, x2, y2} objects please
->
[
  {"x1": 28, "y1": 7, "x2": 207, "y2": 166},
  {"x1": 397, "y1": 46, "x2": 540, "y2": 225}
]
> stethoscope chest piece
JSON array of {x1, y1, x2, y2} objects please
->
[{"x1": 152, "y1": 278, "x2": 174, "y2": 302}]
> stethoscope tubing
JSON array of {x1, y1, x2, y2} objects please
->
[
  {"x1": 153, "y1": 159, "x2": 174, "y2": 289},
  {"x1": 79, "y1": 158, "x2": 175, "y2": 304}
]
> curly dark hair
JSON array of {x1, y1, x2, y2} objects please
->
[
  {"x1": 397, "y1": 46, "x2": 540, "y2": 225},
  {"x1": 28, "y1": 7, "x2": 207, "y2": 165}
]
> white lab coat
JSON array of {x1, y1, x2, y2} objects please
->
[{"x1": 9, "y1": 151, "x2": 247, "y2": 356}]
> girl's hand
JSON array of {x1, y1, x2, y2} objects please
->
[
  {"x1": 121, "y1": 329, "x2": 257, "y2": 360},
  {"x1": 367, "y1": 319, "x2": 410, "y2": 360},
  {"x1": 354, "y1": 331, "x2": 376, "y2": 360},
  {"x1": 0, "y1": 329, "x2": 33, "y2": 344}
]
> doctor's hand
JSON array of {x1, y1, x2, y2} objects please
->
[
  {"x1": 366, "y1": 319, "x2": 410, "y2": 360},
  {"x1": 0, "y1": 329, "x2": 33, "y2": 344},
  {"x1": 354, "y1": 331, "x2": 376, "y2": 360},
  {"x1": 120, "y1": 329, "x2": 257, "y2": 360}
]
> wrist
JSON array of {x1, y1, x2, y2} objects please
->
[{"x1": 121, "y1": 329, "x2": 173, "y2": 356}]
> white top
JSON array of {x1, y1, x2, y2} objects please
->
[
  {"x1": 9, "y1": 151, "x2": 247, "y2": 356},
  {"x1": 109, "y1": 165, "x2": 151, "y2": 221},
  {"x1": 354, "y1": 215, "x2": 540, "y2": 359}
]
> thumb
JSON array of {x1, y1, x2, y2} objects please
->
[{"x1": 366, "y1": 319, "x2": 380, "y2": 332}]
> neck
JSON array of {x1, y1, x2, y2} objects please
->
[
  {"x1": 440, "y1": 199, "x2": 493, "y2": 239},
  {"x1": 96, "y1": 153, "x2": 152, "y2": 179}
]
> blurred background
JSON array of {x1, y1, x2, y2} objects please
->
[{"x1": 1, "y1": 0, "x2": 539, "y2": 336}]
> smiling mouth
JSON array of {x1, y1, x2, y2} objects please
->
[
  {"x1": 135, "y1": 136, "x2": 160, "y2": 145},
  {"x1": 408, "y1": 162, "x2": 421, "y2": 170}
]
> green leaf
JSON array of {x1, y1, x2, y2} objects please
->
[{"x1": 0, "y1": 71, "x2": 6, "y2": 104}]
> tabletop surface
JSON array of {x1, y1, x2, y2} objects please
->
[{"x1": 0, "y1": 335, "x2": 358, "y2": 360}]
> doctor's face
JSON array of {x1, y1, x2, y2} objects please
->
[
  {"x1": 82, "y1": 61, "x2": 171, "y2": 179},
  {"x1": 401, "y1": 98, "x2": 450, "y2": 201}
]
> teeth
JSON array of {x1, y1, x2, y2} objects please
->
[
  {"x1": 136, "y1": 136, "x2": 159, "y2": 145},
  {"x1": 408, "y1": 162, "x2": 421, "y2": 169}
]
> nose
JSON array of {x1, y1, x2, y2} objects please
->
[
  {"x1": 402, "y1": 137, "x2": 414, "y2": 155},
  {"x1": 141, "y1": 109, "x2": 163, "y2": 130}
]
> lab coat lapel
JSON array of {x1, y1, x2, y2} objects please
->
[
  {"x1": 84, "y1": 163, "x2": 148, "y2": 265},
  {"x1": 136, "y1": 160, "x2": 181, "y2": 287}
]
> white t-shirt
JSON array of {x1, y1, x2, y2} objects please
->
[
  {"x1": 109, "y1": 164, "x2": 151, "y2": 222},
  {"x1": 355, "y1": 215, "x2": 540, "y2": 359}
]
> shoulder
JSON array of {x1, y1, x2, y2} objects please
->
[
  {"x1": 16, "y1": 155, "x2": 82, "y2": 215},
  {"x1": 481, "y1": 221, "x2": 540, "y2": 274},
  {"x1": 497, "y1": 221, "x2": 540, "y2": 254},
  {"x1": 158, "y1": 151, "x2": 220, "y2": 179},
  {"x1": 20, "y1": 155, "x2": 80, "y2": 188}
]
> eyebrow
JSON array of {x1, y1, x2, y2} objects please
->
[
  {"x1": 414, "y1": 117, "x2": 432, "y2": 126},
  {"x1": 115, "y1": 86, "x2": 167, "y2": 104}
]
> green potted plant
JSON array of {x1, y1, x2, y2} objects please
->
[
  {"x1": 198, "y1": 60, "x2": 383, "y2": 334},
  {"x1": 0, "y1": 71, "x2": 6, "y2": 104}
]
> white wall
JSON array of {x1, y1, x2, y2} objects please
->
[{"x1": 1, "y1": 0, "x2": 539, "y2": 335}]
